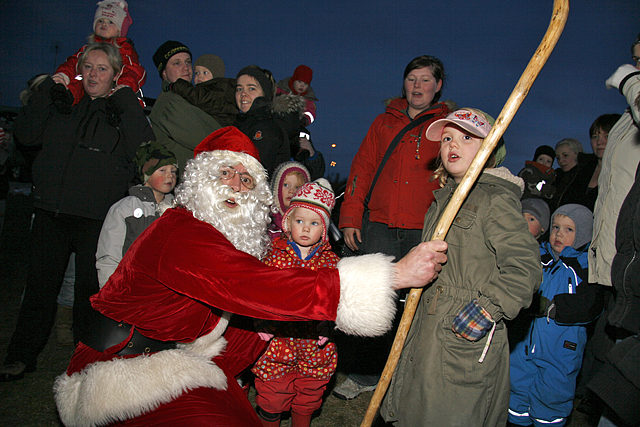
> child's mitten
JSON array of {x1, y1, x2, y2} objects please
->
[{"x1": 451, "y1": 299, "x2": 494, "y2": 342}]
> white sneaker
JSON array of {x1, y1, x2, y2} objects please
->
[{"x1": 332, "y1": 377, "x2": 377, "y2": 400}]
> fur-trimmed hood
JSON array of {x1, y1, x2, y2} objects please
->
[
  {"x1": 271, "y1": 93, "x2": 306, "y2": 120},
  {"x1": 484, "y1": 166, "x2": 525, "y2": 197}
]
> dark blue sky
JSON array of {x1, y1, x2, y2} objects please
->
[{"x1": 2, "y1": 0, "x2": 639, "y2": 179}]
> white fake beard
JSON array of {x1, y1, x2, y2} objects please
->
[
  {"x1": 174, "y1": 151, "x2": 273, "y2": 259},
  {"x1": 180, "y1": 178, "x2": 271, "y2": 259}
]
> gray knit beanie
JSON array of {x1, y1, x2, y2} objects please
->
[
  {"x1": 551, "y1": 204, "x2": 593, "y2": 249},
  {"x1": 521, "y1": 198, "x2": 550, "y2": 233}
]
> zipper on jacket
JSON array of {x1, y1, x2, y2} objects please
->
[{"x1": 622, "y1": 252, "x2": 636, "y2": 301}]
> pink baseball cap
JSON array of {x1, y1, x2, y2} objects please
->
[{"x1": 426, "y1": 109, "x2": 492, "y2": 141}]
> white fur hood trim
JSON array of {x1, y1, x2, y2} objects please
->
[
  {"x1": 335, "y1": 253, "x2": 397, "y2": 336},
  {"x1": 54, "y1": 312, "x2": 232, "y2": 427},
  {"x1": 485, "y1": 166, "x2": 525, "y2": 195}
]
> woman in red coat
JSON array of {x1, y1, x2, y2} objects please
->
[{"x1": 335, "y1": 55, "x2": 453, "y2": 400}]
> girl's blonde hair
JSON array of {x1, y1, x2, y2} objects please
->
[
  {"x1": 430, "y1": 108, "x2": 497, "y2": 187},
  {"x1": 285, "y1": 170, "x2": 307, "y2": 188}
]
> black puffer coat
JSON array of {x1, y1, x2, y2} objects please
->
[
  {"x1": 235, "y1": 94, "x2": 304, "y2": 177},
  {"x1": 14, "y1": 77, "x2": 154, "y2": 220},
  {"x1": 609, "y1": 161, "x2": 640, "y2": 334}
]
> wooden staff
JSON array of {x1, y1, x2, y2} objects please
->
[{"x1": 361, "y1": 1, "x2": 569, "y2": 425}]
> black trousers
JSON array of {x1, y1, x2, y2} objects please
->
[
  {"x1": 336, "y1": 221, "x2": 423, "y2": 385},
  {"x1": 5, "y1": 208, "x2": 102, "y2": 369}
]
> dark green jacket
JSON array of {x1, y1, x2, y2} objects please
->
[{"x1": 382, "y1": 167, "x2": 542, "y2": 426}]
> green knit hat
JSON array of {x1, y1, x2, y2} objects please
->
[{"x1": 134, "y1": 141, "x2": 178, "y2": 183}]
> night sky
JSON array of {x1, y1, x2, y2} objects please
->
[{"x1": 2, "y1": 0, "x2": 639, "y2": 179}]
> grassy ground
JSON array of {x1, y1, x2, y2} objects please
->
[{"x1": 0, "y1": 190, "x2": 600, "y2": 426}]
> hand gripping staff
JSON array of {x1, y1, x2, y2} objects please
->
[{"x1": 361, "y1": 1, "x2": 570, "y2": 425}]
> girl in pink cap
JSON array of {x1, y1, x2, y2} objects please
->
[{"x1": 381, "y1": 108, "x2": 542, "y2": 426}]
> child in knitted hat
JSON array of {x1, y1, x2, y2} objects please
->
[
  {"x1": 509, "y1": 203, "x2": 601, "y2": 427},
  {"x1": 521, "y1": 197, "x2": 551, "y2": 242},
  {"x1": 268, "y1": 161, "x2": 311, "y2": 240},
  {"x1": 166, "y1": 54, "x2": 239, "y2": 127},
  {"x1": 51, "y1": 0, "x2": 145, "y2": 111},
  {"x1": 276, "y1": 64, "x2": 318, "y2": 126},
  {"x1": 253, "y1": 178, "x2": 339, "y2": 427},
  {"x1": 518, "y1": 144, "x2": 557, "y2": 200},
  {"x1": 96, "y1": 141, "x2": 177, "y2": 288}
]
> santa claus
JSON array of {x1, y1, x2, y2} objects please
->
[{"x1": 53, "y1": 126, "x2": 447, "y2": 426}]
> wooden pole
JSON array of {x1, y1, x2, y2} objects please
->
[{"x1": 361, "y1": 1, "x2": 569, "y2": 425}]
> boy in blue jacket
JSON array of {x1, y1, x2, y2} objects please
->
[{"x1": 509, "y1": 204, "x2": 602, "y2": 427}]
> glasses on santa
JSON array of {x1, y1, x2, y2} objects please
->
[{"x1": 219, "y1": 166, "x2": 256, "y2": 190}]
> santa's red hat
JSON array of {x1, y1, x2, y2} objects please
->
[{"x1": 194, "y1": 126, "x2": 261, "y2": 161}]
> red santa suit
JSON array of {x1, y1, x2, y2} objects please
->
[{"x1": 54, "y1": 207, "x2": 397, "y2": 426}]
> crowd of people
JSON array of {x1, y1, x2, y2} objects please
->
[{"x1": 0, "y1": 1, "x2": 638, "y2": 426}]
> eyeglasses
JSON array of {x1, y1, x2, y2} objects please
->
[{"x1": 219, "y1": 166, "x2": 255, "y2": 190}]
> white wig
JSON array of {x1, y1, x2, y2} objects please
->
[{"x1": 174, "y1": 150, "x2": 273, "y2": 259}]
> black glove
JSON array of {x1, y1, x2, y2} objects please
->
[{"x1": 50, "y1": 83, "x2": 74, "y2": 114}]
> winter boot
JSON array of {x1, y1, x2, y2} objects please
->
[
  {"x1": 55, "y1": 304, "x2": 74, "y2": 346},
  {"x1": 291, "y1": 411, "x2": 312, "y2": 427},
  {"x1": 256, "y1": 407, "x2": 281, "y2": 427}
]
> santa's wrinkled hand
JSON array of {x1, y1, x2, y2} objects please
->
[{"x1": 394, "y1": 240, "x2": 447, "y2": 290}]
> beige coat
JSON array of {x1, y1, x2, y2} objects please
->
[{"x1": 589, "y1": 71, "x2": 640, "y2": 286}]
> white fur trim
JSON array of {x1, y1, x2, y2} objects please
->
[
  {"x1": 335, "y1": 254, "x2": 397, "y2": 336},
  {"x1": 485, "y1": 166, "x2": 525, "y2": 195},
  {"x1": 55, "y1": 312, "x2": 232, "y2": 427}
]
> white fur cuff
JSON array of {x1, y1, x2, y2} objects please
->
[{"x1": 335, "y1": 253, "x2": 397, "y2": 336}]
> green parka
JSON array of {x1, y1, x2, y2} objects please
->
[{"x1": 382, "y1": 167, "x2": 542, "y2": 427}]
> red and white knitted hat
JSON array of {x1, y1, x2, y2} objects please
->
[
  {"x1": 94, "y1": 0, "x2": 132, "y2": 37},
  {"x1": 282, "y1": 178, "x2": 335, "y2": 244}
]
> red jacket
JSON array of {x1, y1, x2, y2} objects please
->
[
  {"x1": 55, "y1": 36, "x2": 146, "y2": 105},
  {"x1": 339, "y1": 99, "x2": 450, "y2": 230}
]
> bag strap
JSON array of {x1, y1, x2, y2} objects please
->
[{"x1": 364, "y1": 112, "x2": 436, "y2": 207}]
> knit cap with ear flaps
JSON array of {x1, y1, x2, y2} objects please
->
[
  {"x1": 551, "y1": 203, "x2": 593, "y2": 250},
  {"x1": 281, "y1": 178, "x2": 335, "y2": 244}
]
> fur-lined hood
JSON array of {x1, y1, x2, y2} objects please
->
[
  {"x1": 244, "y1": 94, "x2": 306, "y2": 121},
  {"x1": 271, "y1": 93, "x2": 306, "y2": 120},
  {"x1": 484, "y1": 166, "x2": 525, "y2": 197}
]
